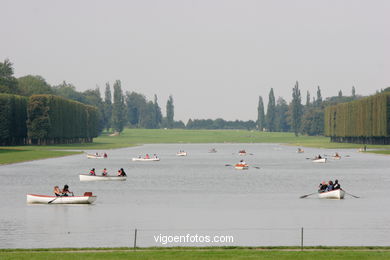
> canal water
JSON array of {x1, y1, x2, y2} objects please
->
[{"x1": 0, "y1": 143, "x2": 389, "y2": 248}]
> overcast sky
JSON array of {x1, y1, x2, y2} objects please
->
[{"x1": 2, "y1": 0, "x2": 389, "y2": 121}]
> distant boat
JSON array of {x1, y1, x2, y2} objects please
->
[
  {"x1": 238, "y1": 150, "x2": 247, "y2": 156},
  {"x1": 176, "y1": 151, "x2": 187, "y2": 156},
  {"x1": 27, "y1": 193, "x2": 96, "y2": 204},
  {"x1": 312, "y1": 158, "x2": 327, "y2": 163},
  {"x1": 297, "y1": 148, "x2": 304, "y2": 153},
  {"x1": 79, "y1": 174, "x2": 126, "y2": 181},
  {"x1": 234, "y1": 163, "x2": 249, "y2": 170},
  {"x1": 132, "y1": 157, "x2": 160, "y2": 161},
  {"x1": 209, "y1": 148, "x2": 217, "y2": 153},
  {"x1": 318, "y1": 189, "x2": 345, "y2": 199},
  {"x1": 86, "y1": 153, "x2": 107, "y2": 159}
]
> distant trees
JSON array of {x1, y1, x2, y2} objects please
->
[
  {"x1": 112, "y1": 80, "x2": 125, "y2": 133},
  {"x1": 103, "y1": 83, "x2": 112, "y2": 131},
  {"x1": 275, "y1": 97, "x2": 289, "y2": 132},
  {"x1": 257, "y1": 96, "x2": 266, "y2": 131},
  {"x1": 18, "y1": 75, "x2": 52, "y2": 96},
  {"x1": 186, "y1": 118, "x2": 256, "y2": 130}
]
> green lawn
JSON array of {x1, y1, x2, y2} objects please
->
[
  {"x1": 1, "y1": 129, "x2": 389, "y2": 165},
  {"x1": 2, "y1": 248, "x2": 390, "y2": 260}
]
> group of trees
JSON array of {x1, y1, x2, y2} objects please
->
[
  {"x1": 186, "y1": 119, "x2": 256, "y2": 130},
  {"x1": 257, "y1": 82, "x2": 362, "y2": 136}
]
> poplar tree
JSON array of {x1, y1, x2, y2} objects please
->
[
  {"x1": 112, "y1": 80, "x2": 125, "y2": 133},
  {"x1": 352, "y1": 86, "x2": 356, "y2": 98},
  {"x1": 257, "y1": 96, "x2": 266, "y2": 131},
  {"x1": 291, "y1": 81, "x2": 303, "y2": 136},
  {"x1": 103, "y1": 83, "x2": 112, "y2": 131},
  {"x1": 316, "y1": 86, "x2": 322, "y2": 106},
  {"x1": 166, "y1": 95, "x2": 174, "y2": 128},
  {"x1": 266, "y1": 88, "x2": 276, "y2": 131},
  {"x1": 306, "y1": 91, "x2": 310, "y2": 106},
  {"x1": 154, "y1": 94, "x2": 162, "y2": 128}
]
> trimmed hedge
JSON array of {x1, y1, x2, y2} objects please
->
[{"x1": 324, "y1": 92, "x2": 390, "y2": 143}]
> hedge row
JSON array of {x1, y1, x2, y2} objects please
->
[
  {"x1": 324, "y1": 92, "x2": 390, "y2": 138},
  {"x1": 0, "y1": 94, "x2": 99, "y2": 145},
  {"x1": 0, "y1": 94, "x2": 28, "y2": 145}
]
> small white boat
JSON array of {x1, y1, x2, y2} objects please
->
[
  {"x1": 332, "y1": 156, "x2": 341, "y2": 160},
  {"x1": 312, "y1": 158, "x2": 327, "y2": 163},
  {"x1": 79, "y1": 174, "x2": 126, "y2": 181},
  {"x1": 27, "y1": 193, "x2": 96, "y2": 204},
  {"x1": 132, "y1": 157, "x2": 160, "y2": 161},
  {"x1": 209, "y1": 148, "x2": 217, "y2": 153},
  {"x1": 297, "y1": 149, "x2": 304, "y2": 153},
  {"x1": 318, "y1": 189, "x2": 345, "y2": 199},
  {"x1": 235, "y1": 164, "x2": 249, "y2": 170},
  {"x1": 86, "y1": 154, "x2": 105, "y2": 159},
  {"x1": 176, "y1": 152, "x2": 187, "y2": 156}
]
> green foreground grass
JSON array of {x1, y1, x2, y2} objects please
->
[
  {"x1": 1, "y1": 129, "x2": 389, "y2": 164},
  {"x1": 2, "y1": 248, "x2": 390, "y2": 260}
]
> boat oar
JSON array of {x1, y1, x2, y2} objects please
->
[
  {"x1": 343, "y1": 190, "x2": 360, "y2": 198},
  {"x1": 299, "y1": 192, "x2": 317, "y2": 199},
  {"x1": 48, "y1": 197, "x2": 59, "y2": 204},
  {"x1": 252, "y1": 166, "x2": 260, "y2": 169},
  {"x1": 225, "y1": 164, "x2": 232, "y2": 167}
]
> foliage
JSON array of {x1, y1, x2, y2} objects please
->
[
  {"x1": 275, "y1": 97, "x2": 289, "y2": 132},
  {"x1": 324, "y1": 92, "x2": 390, "y2": 137},
  {"x1": 257, "y1": 96, "x2": 266, "y2": 131},
  {"x1": 186, "y1": 118, "x2": 256, "y2": 130},
  {"x1": 0, "y1": 94, "x2": 28, "y2": 145},
  {"x1": 266, "y1": 88, "x2": 276, "y2": 131},
  {"x1": 291, "y1": 81, "x2": 303, "y2": 136},
  {"x1": 0, "y1": 59, "x2": 19, "y2": 94},
  {"x1": 17, "y1": 75, "x2": 52, "y2": 96},
  {"x1": 166, "y1": 95, "x2": 174, "y2": 128},
  {"x1": 103, "y1": 83, "x2": 112, "y2": 131},
  {"x1": 112, "y1": 80, "x2": 125, "y2": 133},
  {"x1": 52, "y1": 81, "x2": 86, "y2": 103}
]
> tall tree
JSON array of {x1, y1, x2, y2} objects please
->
[
  {"x1": 0, "y1": 59, "x2": 19, "y2": 94},
  {"x1": 103, "y1": 83, "x2": 112, "y2": 131},
  {"x1": 166, "y1": 95, "x2": 174, "y2": 128},
  {"x1": 257, "y1": 96, "x2": 266, "y2": 131},
  {"x1": 112, "y1": 80, "x2": 125, "y2": 133},
  {"x1": 306, "y1": 91, "x2": 310, "y2": 106},
  {"x1": 83, "y1": 88, "x2": 104, "y2": 134},
  {"x1": 352, "y1": 86, "x2": 356, "y2": 98},
  {"x1": 338, "y1": 90, "x2": 343, "y2": 97},
  {"x1": 291, "y1": 81, "x2": 303, "y2": 136},
  {"x1": 266, "y1": 88, "x2": 276, "y2": 131},
  {"x1": 154, "y1": 94, "x2": 163, "y2": 128},
  {"x1": 125, "y1": 91, "x2": 147, "y2": 127},
  {"x1": 275, "y1": 97, "x2": 289, "y2": 132},
  {"x1": 316, "y1": 86, "x2": 322, "y2": 106}
]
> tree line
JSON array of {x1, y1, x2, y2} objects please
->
[{"x1": 257, "y1": 82, "x2": 363, "y2": 136}]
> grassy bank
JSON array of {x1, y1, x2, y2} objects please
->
[
  {"x1": 0, "y1": 129, "x2": 388, "y2": 165},
  {"x1": 2, "y1": 247, "x2": 390, "y2": 260}
]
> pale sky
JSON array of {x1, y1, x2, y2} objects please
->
[{"x1": 2, "y1": 0, "x2": 389, "y2": 122}]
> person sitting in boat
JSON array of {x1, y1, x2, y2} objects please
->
[
  {"x1": 145, "y1": 154, "x2": 150, "y2": 159},
  {"x1": 102, "y1": 168, "x2": 108, "y2": 176},
  {"x1": 53, "y1": 186, "x2": 62, "y2": 197},
  {"x1": 333, "y1": 179, "x2": 341, "y2": 190},
  {"x1": 117, "y1": 168, "x2": 127, "y2": 177},
  {"x1": 315, "y1": 154, "x2": 322, "y2": 159},
  {"x1": 335, "y1": 152, "x2": 340, "y2": 157},
  {"x1": 153, "y1": 154, "x2": 158, "y2": 158},
  {"x1": 89, "y1": 168, "x2": 96, "y2": 176},
  {"x1": 62, "y1": 184, "x2": 73, "y2": 196},
  {"x1": 239, "y1": 159, "x2": 246, "y2": 165},
  {"x1": 318, "y1": 181, "x2": 328, "y2": 192},
  {"x1": 326, "y1": 180, "x2": 334, "y2": 191},
  {"x1": 104, "y1": 152, "x2": 108, "y2": 158}
]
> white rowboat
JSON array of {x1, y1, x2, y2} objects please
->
[
  {"x1": 27, "y1": 194, "x2": 96, "y2": 204},
  {"x1": 312, "y1": 158, "x2": 327, "y2": 163},
  {"x1": 235, "y1": 164, "x2": 249, "y2": 170},
  {"x1": 318, "y1": 189, "x2": 345, "y2": 199},
  {"x1": 79, "y1": 174, "x2": 126, "y2": 181},
  {"x1": 86, "y1": 154, "x2": 105, "y2": 159},
  {"x1": 132, "y1": 157, "x2": 160, "y2": 161},
  {"x1": 176, "y1": 152, "x2": 187, "y2": 156}
]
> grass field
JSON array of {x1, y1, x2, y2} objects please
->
[
  {"x1": 2, "y1": 248, "x2": 390, "y2": 260},
  {"x1": 0, "y1": 129, "x2": 388, "y2": 164}
]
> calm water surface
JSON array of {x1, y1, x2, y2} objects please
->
[{"x1": 0, "y1": 143, "x2": 389, "y2": 248}]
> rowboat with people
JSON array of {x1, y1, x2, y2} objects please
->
[
  {"x1": 234, "y1": 163, "x2": 249, "y2": 170},
  {"x1": 79, "y1": 174, "x2": 126, "y2": 181},
  {"x1": 176, "y1": 151, "x2": 187, "y2": 156},
  {"x1": 86, "y1": 152, "x2": 107, "y2": 159},
  {"x1": 26, "y1": 192, "x2": 96, "y2": 204},
  {"x1": 312, "y1": 158, "x2": 326, "y2": 163},
  {"x1": 297, "y1": 148, "x2": 304, "y2": 153},
  {"x1": 132, "y1": 154, "x2": 160, "y2": 161},
  {"x1": 238, "y1": 150, "x2": 247, "y2": 156},
  {"x1": 209, "y1": 148, "x2": 217, "y2": 153}
]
